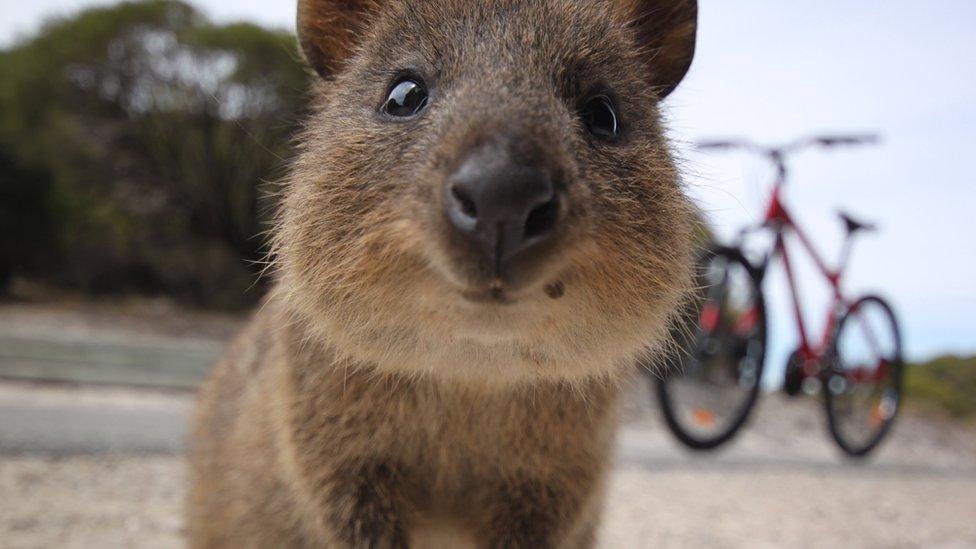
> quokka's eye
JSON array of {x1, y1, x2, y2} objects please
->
[
  {"x1": 382, "y1": 78, "x2": 429, "y2": 118},
  {"x1": 580, "y1": 95, "x2": 619, "y2": 139}
]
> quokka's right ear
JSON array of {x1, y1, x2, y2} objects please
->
[
  {"x1": 614, "y1": 0, "x2": 698, "y2": 99},
  {"x1": 297, "y1": 0, "x2": 380, "y2": 79}
]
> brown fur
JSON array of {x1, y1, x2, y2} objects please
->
[{"x1": 188, "y1": 1, "x2": 698, "y2": 547}]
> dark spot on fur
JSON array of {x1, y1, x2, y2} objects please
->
[{"x1": 544, "y1": 281, "x2": 565, "y2": 299}]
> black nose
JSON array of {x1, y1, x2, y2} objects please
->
[{"x1": 445, "y1": 147, "x2": 560, "y2": 272}]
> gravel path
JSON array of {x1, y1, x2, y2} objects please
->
[{"x1": 1, "y1": 380, "x2": 974, "y2": 548}]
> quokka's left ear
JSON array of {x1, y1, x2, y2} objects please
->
[
  {"x1": 614, "y1": 0, "x2": 698, "y2": 99},
  {"x1": 297, "y1": 0, "x2": 382, "y2": 80}
]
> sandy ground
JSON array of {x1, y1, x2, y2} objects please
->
[
  {"x1": 1, "y1": 380, "x2": 974, "y2": 549},
  {"x1": 1, "y1": 456, "x2": 184, "y2": 549},
  {"x1": 4, "y1": 453, "x2": 975, "y2": 549}
]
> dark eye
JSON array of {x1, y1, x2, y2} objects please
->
[
  {"x1": 382, "y1": 78, "x2": 429, "y2": 118},
  {"x1": 580, "y1": 95, "x2": 619, "y2": 139}
]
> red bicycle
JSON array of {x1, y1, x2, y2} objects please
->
[{"x1": 655, "y1": 135, "x2": 904, "y2": 457}]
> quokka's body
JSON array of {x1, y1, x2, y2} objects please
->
[{"x1": 188, "y1": 1, "x2": 698, "y2": 547}]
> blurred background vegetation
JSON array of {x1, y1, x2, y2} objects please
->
[
  {"x1": 905, "y1": 355, "x2": 976, "y2": 421},
  {"x1": 0, "y1": 0, "x2": 310, "y2": 309}
]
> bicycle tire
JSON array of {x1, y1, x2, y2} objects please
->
[
  {"x1": 655, "y1": 246, "x2": 767, "y2": 450},
  {"x1": 824, "y1": 295, "x2": 904, "y2": 458}
]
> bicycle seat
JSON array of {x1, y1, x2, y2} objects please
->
[{"x1": 839, "y1": 211, "x2": 877, "y2": 234}]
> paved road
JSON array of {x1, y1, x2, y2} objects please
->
[
  {"x1": 3, "y1": 379, "x2": 974, "y2": 470},
  {"x1": 0, "y1": 383, "x2": 190, "y2": 456},
  {"x1": 1, "y1": 380, "x2": 975, "y2": 548}
]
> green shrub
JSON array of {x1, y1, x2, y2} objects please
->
[
  {"x1": 905, "y1": 355, "x2": 976, "y2": 420},
  {"x1": 0, "y1": 144, "x2": 61, "y2": 291},
  {"x1": 0, "y1": 1, "x2": 311, "y2": 309}
]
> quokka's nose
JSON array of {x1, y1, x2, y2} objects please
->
[{"x1": 445, "y1": 147, "x2": 560, "y2": 272}]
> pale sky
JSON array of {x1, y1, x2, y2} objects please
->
[{"x1": 3, "y1": 1, "x2": 974, "y2": 380}]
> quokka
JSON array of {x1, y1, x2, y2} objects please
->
[{"x1": 188, "y1": 0, "x2": 698, "y2": 547}]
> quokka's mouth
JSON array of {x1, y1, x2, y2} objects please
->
[
  {"x1": 459, "y1": 280, "x2": 516, "y2": 305},
  {"x1": 458, "y1": 278, "x2": 567, "y2": 306}
]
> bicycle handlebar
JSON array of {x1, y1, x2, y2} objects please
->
[
  {"x1": 695, "y1": 134, "x2": 880, "y2": 156},
  {"x1": 696, "y1": 140, "x2": 745, "y2": 150},
  {"x1": 811, "y1": 134, "x2": 880, "y2": 147},
  {"x1": 694, "y1": 133, "x2": 880, "y2": 185}
]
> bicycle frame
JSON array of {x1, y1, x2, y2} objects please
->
[
  {"x1": 760, "y1": 182, "x2": 850, "y2": 370},
  {"x1": 751, "y1": 175, "x2": 887, "y2": 383}
]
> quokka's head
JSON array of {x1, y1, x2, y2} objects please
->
[{"x1": 275, "y1": 0, "x2": 698, "y2": 383}]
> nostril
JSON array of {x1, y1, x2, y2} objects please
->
[
  {"x1": 451, "y1": 185, "x2": 478, "y2": 219},
  {"x1": 524, "y1": 196, "x2": 559, "y2": 240}
]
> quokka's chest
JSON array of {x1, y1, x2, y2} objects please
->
[{"x1": 288, "y1": 371, "x2": 621, "y2": 477}]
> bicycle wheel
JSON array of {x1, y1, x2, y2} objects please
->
[
  {"x1": 656, "y1": 246, "x2": 767, "y2": 450},
  {"x1": 824, "y1": 295, "x2": 903, "y2": 458}
]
